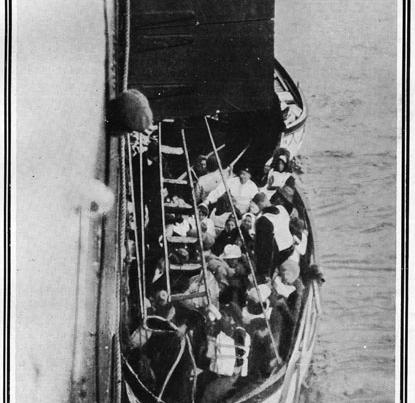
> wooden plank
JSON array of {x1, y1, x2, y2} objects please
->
[
  {"x1": 170, "y1": 263, "x2": 201, "y2": 271},
  {"x1": 170, "y1": 291, "x2": 207, "y2": 302},
  {"x1": 166, "y1": 235, "x2": 197, "y2": 244},
  {"x1": 163, "y1": 178, "x2": 188, "y2": 185}
]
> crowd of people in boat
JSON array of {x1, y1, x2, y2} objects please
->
[{"x1": 125, "y1": 137, "x2": 315, "y2": 402}]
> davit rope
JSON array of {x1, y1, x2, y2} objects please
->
[{"x1": 114, "y1": 0, "x2": 131, "y2": 400}]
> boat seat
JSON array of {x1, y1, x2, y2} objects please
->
[
  {"x1": 170, "y1": 262, "x2": 201, "y2": 271},
  {"x1": 170, "y1": 290, "x2": 207, "y2": 302},
  {"x1": 276, "y1": 91, "x2": 295, "y2": 104},
  {"x1": 164, "y1": 205, "x2": 194, "y2": 214},
  {"x1": 167, "y1": 235, "x2": 198, "y2": 244},
  {"x1": 163, "y1": 178, "x2": 188, "y2": 185},
  {"x1": 160, "y1": 145, "x2": 184, "y2": 155}
]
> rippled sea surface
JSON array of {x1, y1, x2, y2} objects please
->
[{"x1": 275, "y1": 0, "x2": 397, "y2": 401}]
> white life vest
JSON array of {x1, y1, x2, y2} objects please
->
[
  {"x1": 208, "y1": 331, "x2": 236, "y2": 376},
  {"x1": 242, "y1": 302, "x2": 273, "y2": 324},
  {"x1": 262, "y1": 206, "x2": 293, "y2": 251},
  {"x1": 234, "y1": 327, "x2": 251, "y2": 377},
  {"x1": 272, "y1": 275, "x2": 296, "y2": 298},
  {"x1": 267, "y1": 171, "x2": 291, "y2": 189}
]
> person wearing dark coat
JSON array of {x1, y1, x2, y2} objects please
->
[
  {"x1": 255, "y1": 203, "x2": 294, "y2": 284},
  {"x1": 212, "y1": 216, "x2": 237, "y2": 255},
  {"x1": 229, "y1": 212, "x2": 256, "y2": 256}
]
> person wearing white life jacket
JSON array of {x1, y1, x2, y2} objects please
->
[
  {"x1": 270, "y1": 183, "x2": 299, "y2": 219},
  {"x1": 200, "y1": 303, "x2": 248, "y2": 403},
  {"x1": 242, "y1": 284, "x2": 273, "y2": 327},
  {"x1": 255, "y1": 202, "x2": 294, "y2": 284},
  {"x1": 260, "y1": 154, "x2": 293, "y2": 200}
]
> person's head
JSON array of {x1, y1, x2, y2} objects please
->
[
  {"x1": 276, "y1": 155, "x2": 288, "y2": 172},
  {"x1": 220, "y1": 244, "x2": 242, "y2": 267},
  {"x1": 155, "y1": 289, "x2": 169, "y2": 306},
  {"x1": 271, "y1": 184, "x2": 295, "y2": 209},
  {"x1": 264, "y1": 164, "x2": 272, "y2": 175},
  {"x1": 198, "y1": 203, "x2": 209, "y2": 220},
  {"x1": 251, "y1": 192, "x2": 270, "y2": 213},
  {"x1": 220, "y1": 310, "x2": 236, "y2": 336},
  {"x1": 279, "y1": 259, "x2": 300, "y2": 284},
  {"x1": 207, "y1": 259, "x2": 229, "y2": 290},
  {"x1": 289, "y1": 217, "x2": 306, "y2": 239},
  {"x1": 194, "y1": 155, "x2": 207, "y2": 176},
  {"x1": 225, "y1": 216, "x2": 237, "y2": 232},
  {"x1": 238, "y1": 167, "x2": 251, "y2": 184},
  {"x1": 241, "y1": 213, "x2": 255, "y2": 231},
  {"x1": 271, "y1": 148, "x2": 290, "y2": 170},
  {"x1": 232, "y1": 236, "x2": 244, "y2": 250},
  {"x1": 206, "y1": 155, "x2": 218, "y2": 173}
]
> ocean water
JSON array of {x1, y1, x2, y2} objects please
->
[{"x1": 275, "y1": 0, "x2": 397, "y2": 402}]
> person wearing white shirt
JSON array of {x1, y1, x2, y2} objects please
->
[
  {"x1": 187, "y1": 203, "x2": 216, "y2": 239},
  {"x1": 204, "y1": 167, "x2": 258, "y2": 215},
  {"x1": 196, "y1": 156, "x2": 232, "y2": 202}
]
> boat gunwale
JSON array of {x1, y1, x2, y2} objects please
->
[{"x1": 274, "y1": 58, "x2": 308, "y2": 134}]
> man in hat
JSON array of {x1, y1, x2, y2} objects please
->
[
  {"x1": 204, "y1": 167, "x2": 258, "y2": 215},
  {"x1": 218, "y1": 244, "x2": 250, "y2": 307}
]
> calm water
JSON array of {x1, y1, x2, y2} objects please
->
[{"x1": 275, "y1": 0, "x2": 397, "y2": 401}]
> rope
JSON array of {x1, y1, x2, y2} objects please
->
[
  {"x1": 157, "y1": 336, "x2": 187, "y2": 402},
  {"x1": 143, "y1": 315, "x2": 177, "y2": 334},
  {"x1": 113, "y1": 333, "x2": 122, "y2": 403},
  {"x1": 122, "y1": 0, "x2": 130, "y2": 92},
  {"x1": 115, "y1": 136, "x2": 127, "y2": 403},
  {"x1": 124, "y1": 358, "x2": 167, "y2": 403},
  {"x1": 139, "y1": 134, "x2": 147, "y2": 319},
  {"x1": 114, "y1": 0, "x2": 131, "y2": 398},
  {"x1": 186, "y1": 334, "x2": 198, "y2": 403},
  {"x1": 203, "y1": 116, "x2": 282, "y2": 365},
  {"x1": 140, "y1": 315, "x2": 198, "y2": 402}
]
